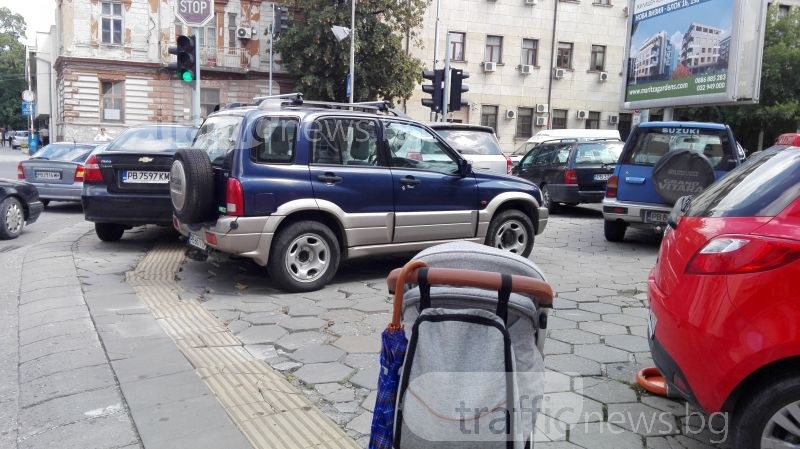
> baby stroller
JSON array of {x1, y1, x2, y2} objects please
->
[{"x1": 379, "y1": 241, "x2": 553, "y2": 449}]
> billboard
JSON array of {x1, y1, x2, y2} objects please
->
[{"x1": 622, "y1": 0, "x2": 767, "y2": 109}]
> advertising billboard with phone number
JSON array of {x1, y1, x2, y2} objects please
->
[{"x1": 622, "y1": 0, "x2": 767, "y2": 109}]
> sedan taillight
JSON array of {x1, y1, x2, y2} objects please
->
[
  {"x1": 606, "y1": 175, "x2": 618, "y2": 198},
  {"x1": 74, "y1": 165, "x2": 85, "y2": 182},
  {"x1": 17, "y1": 163, "x2": 24, "y2": 180},
  {"x1": 83, "y1": 155, "x2": 104, "y2": 183},
  {"x1": 686, "y1": 235, "x2": 800, "y2": 275},
  {"x1": 504, "y1": 154, "x2": 512, "y2": 174}
]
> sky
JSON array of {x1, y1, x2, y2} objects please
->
[
  {"x1": 0, "y1": 0, "x2": 57, "y2": 45},
  {"x1": 630, "y1": 0, "x2": 733, "y2": 55}
]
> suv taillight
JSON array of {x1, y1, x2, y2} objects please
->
[
  {"x1": 17, "y1": 163, "x2": 24, "y2": 180},
  {"x1": 565, "y1": 169, "x2": 578, "y2": 185},
  {"x1": 504, "y1": 154, "x2": 512, "y2": 174},
  {"x1": 83, "y1": 155, "x2": 104, "y2": 183},
  {"x1": 226, "y1": 178, "x2": 244, "y2": 216},
  {"x1": 686, "y1": 235, "x2": 800, "y2": 275},
  {"x1": 606, "y1": 175, "x2": 618, "y2": 198},
  {"x1": 74, "y1": 165, "x2": 85, "y2": 182}
]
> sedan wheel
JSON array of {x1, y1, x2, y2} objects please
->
[
  {"x1": 0, "y1": 197, "x2": 24, "y2": 239},
  {"x1": 761, "y1": 401, "x2": 800, "y2": 448},
  {"x1": 733, "y1": 374, "x2": 800, "y2": 449}
]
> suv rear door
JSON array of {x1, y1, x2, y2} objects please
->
[
  {"x1": 307, "y1": 116, "x2": 395, "y2": 247},
  {"x1": 384, "y1": 120, "x2": 478, "y2": 243}
]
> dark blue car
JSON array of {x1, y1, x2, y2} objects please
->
[
  {"x1": 170, "y1": 97, "x2": 549, "y2": 292},
  {"x1": 602, "y1": 121, "x2": 742, "y2": 241}
]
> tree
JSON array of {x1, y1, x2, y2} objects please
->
[
  {"x1": 676, "y1": 5, "x2": 800, "y2": 151},
  {"x1": 273, "y1": 0, "x2": 425, "y2": 103},
  {"x1": 0, "y1": 7, "x2": 26, "y2": 130}
]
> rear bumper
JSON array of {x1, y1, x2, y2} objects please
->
[
  {"x1": 536, "y1": 207, "x2": 548, "y2": 235},
  {"x1": 602, "y1": 198, "x2": 671, "y2": 227},
  {"x1": 32, "y1": 183, "x2": 83, "y2": 202},
  {"x1": 548, "y1": 184, "x2": 606, "y2": 204},
  {"x1": 174, "y1": 215, "x2": 278, "y2": 266},
  {"x1": 82, "y1": 185, "x2": 172, "y2": 225}
]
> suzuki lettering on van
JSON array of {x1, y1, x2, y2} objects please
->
[{"x1": 661, "y1": 128, "x2": 700, "y2": 135}]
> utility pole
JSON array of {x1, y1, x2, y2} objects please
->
[
  {"x1": 192, "y1": 28, "x2": 201, "y2": 127},
  {"x1": 430, "y1": 0, "x2": 442, "y2": 121},
  {"x1": 269, "y1": 3, "x2": 275, "y2": 95},
  {"x1": 349, "y1": 0, "x2": 356, "y2": 103},
  {"x1": 442, "y1": 33, "x2": 452, "y2": 121}
]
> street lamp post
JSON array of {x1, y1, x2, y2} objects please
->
[{"x1": 349, "y1": 0, "x2": 355, "y2": 104}]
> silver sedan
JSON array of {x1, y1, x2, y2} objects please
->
[{"x1": 18, "y1": 142, "x2": 104, "y2": 206}]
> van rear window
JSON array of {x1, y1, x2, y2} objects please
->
[{"x1": 623, "y1": 127, "x2": 735, "y2": 170}]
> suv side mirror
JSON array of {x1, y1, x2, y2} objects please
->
[{"x1": 458, "y1": 159, "x2": 473, "y2": 177}]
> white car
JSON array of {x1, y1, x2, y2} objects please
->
[
  {"x1": 428, "y1": 123, "x2": 511, "y2": 174},
  {"x1": 11, "y1": 131, "x2": 29, "y2": 149}
]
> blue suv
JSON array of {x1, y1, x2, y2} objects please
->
[
  {"x1": 170, "y1": 97, "x2": 549, "y2": 291},
  {"x1": 602, "y1": 121, "x2": 742, "y2": 241}
]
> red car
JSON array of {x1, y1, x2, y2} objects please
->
[{"x1": 648, "y1": 145, "x2": 800, "y2": 448}]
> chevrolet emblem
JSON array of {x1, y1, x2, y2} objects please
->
[{"x1": 138, "y1": 157, "x2": 154, "y2": 163}]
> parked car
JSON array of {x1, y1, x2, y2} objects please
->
[
  {"x1": 11, "y1": 131, "x2": 29, "y2": 149},
  {"x1": 427, "y1": 123, "x2": 511, "y2": 174},
  {"x1": 0, "y1": 179, "x2": 44, "y2": 239},
  {"x1": 648, "y1": 145, "x2": 800, "y2": 449},
  {"x1": 602, "y1": 122, "x2": 743, "y2": 242},
  {"x1": 512, "y1": 139, "x2": 623, "y2": 211},
  {"x1": 510, "y1": 129, "x2": 621, "y2": 163},
  {"x1": 82, "y1": 125, "x2": 197, "y2": 242},
  {"x1": 171, "y1": 99, "x2": 549, "y2": 292},
  {"x1": 17, "y1": 142, "x2": 100, "y2": 206}
]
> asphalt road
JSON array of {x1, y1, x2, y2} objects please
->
[{"x1": 0, "y1": 147, "x2": 87, "y2": 250}]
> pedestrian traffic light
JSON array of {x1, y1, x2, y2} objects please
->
[
  {"x1": 449, "y1": 69, "x2": 469, "y2": 112},
  {"x1": 421, "y1": 69, "x2": 444, "y2": 113},
  {"x1": 274, "y1": 6, "x2": 290, "y2": 36},
  {"x1": 168, "y1": 35, "x2": 196, "y2": 84}
]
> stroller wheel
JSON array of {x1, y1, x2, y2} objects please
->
[{"x1": 485, "y1": 209, "x2": 534, "y2": 257}]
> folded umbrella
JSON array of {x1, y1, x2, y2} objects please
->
[{"x1": 369, "y1": 260, "x2": 427, "y2": 449}]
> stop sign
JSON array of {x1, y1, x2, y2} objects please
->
[{"x1": 176, "y1": 0, "x2": 213, "y2": 26}]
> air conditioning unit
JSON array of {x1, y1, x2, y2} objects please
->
[
  {"x1": 576, "y1": 110, "x2": 589, "y2": 119},
  {"x1": 236, "y1": 26, "x2": 254, "y2": 39},
  {"x1": 483, "y1": 61, "x2": 497, "y2": 72},
  {"x1": 535, "y1": 116, "x2": 547, "y2": 126},
  {"x1": 599, "y1": 71, "x2": 609, "y2": 82},
  {"x1": 553, "y1": 68, "x2": 566, "y2": 79},
  {"x1": 506, "y1": 109, "x2": 517, "y2": 119},
  {"x1": 525, "y1": 0, "x2": 537, "y2": 5},
  {"x1": 519, "y1": 64, "x2": 534, "y2": 74},
  {"x1": 536, "y1": 103, "x2": 549, "y2": 114},
  {"x1": 608, "y1": 115, "x2": 619, "y2": 125}
]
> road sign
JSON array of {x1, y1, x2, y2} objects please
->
[
  {"x1": 21, "y1": 101, "x2": 34, "y2": 117},
  {"x1": 21, "y1": 90, "x2": 35, "y2": 102},
  {"x1": 175, "y1": 0, "x2": 213, "y2": 26}
]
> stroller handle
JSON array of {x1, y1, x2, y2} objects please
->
[{"x1": 388, "y1": 261, "x2": 554, "y2": 329}]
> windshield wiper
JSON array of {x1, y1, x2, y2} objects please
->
[
  {"x1": 30, "y1": 156, "x2": 48, "y2": 160},
  {"x1": 601, "y1": 162, "x2": 616, "y2": 169}
]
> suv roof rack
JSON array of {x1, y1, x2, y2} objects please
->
[{"x1": 255, "y1": 94, "x2": 407, "y2": 117}]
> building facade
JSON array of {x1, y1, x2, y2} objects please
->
[
  {"x1": 633, "y1": 32, "x2": 674, "y2": 83},
  {"x1": 680, "y1": 22, "x2": 723, "y2": 73},
  {"x1": 39, "y1": 0, "x2": 289, "y2": 142},
  {"x1": 404, "y1": 0, "x2": 632, "y2": 151}
]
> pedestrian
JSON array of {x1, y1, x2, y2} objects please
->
[
  {"x1": 94, "y1": 127, "x2": 112, "y2": 142},
  {"x1": 39, "y1": 127, "x2": 49, "y2": 146},
  {"x1": 0, "y1": 129, "x2": 5, "y2": 148},
  {"x1": 7, "y1": 130, "x2": 12, "y2": 148}
]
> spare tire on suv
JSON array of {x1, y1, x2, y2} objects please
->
[
  {"x1": 170, "y1": 149, "x2": 217, "y2": 223},
  {"x1": 652, "y1": 149, "x2": 716, "y2": 206}
]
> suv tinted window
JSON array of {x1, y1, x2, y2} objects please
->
[
  {"x1": 686, "y1": 150, "x2": 800, "y2": 218},
  {"x1": 574, "y1": 142, "x2": 623, "y2": 165},
  {"x1": 624, "y1": 127, "x2": 734, "y2": 170},
  {"x1": 311, "y1": 118, "x2": 381, "y2": 166},
  {"x1": 251, "y1": 116, "x2": 298, "y2": 164},
  {"x1": 434, "y1": 129, "x2": 503, "y2": 155},
  {"x1": 194, "y1": 115, "x2": 243, "y2": 165}
]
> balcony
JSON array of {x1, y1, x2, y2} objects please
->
[{"x1": 197, "y1": 47, "x2": 252, "y2": 70}]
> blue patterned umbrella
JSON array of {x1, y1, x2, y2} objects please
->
[{"x1": 369, "y1": 260, "x2": 427, "y2": 449}]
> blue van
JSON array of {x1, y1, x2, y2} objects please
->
[{"x1": 602, "y1": 121, "x2": 742, "y2": 242}]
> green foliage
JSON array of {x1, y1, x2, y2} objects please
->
[
  {"x1": 274, "y1": 0, "x2": 425, "y2": 103},
  {"x1": 676, "y1": 5, "x2": 800, "y2": 151},
  {"x1": 0, "y1": 7, "x2": 27, "y2": 129}
]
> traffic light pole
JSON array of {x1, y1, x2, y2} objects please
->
[
  {"x1": 193, "y1": 28, "x2": 201, "y2": 127},
  {"x1": 441, "y1": 33, "x2": 452, "y2": 121},
  {"x1": 269, "y1": 3, "x2": 274, "y2": 95}
]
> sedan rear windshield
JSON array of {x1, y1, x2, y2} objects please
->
[
  {"x1": 434, "y1": 129, "x2": 503, "y2": 155},
  {"x1": 105, "y1": 127, "x2": 197, "y2": 152},
  {"x1": 686, "y1": 149, "x2": 800, "y2": 218},
  {"x1": 574, "y1": 142, "x2": 623, "y2": 165},
  {"x1": 623, "y1": 127, "x2": 734, "y2": 170},
  {"x1": 31, "y1": 143, "x2": 96, "y2": 162}
]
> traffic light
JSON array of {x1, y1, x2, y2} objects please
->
[
  {"x1": 449, "y1": 69, "x2": 469, "y2": 112},
  {"x1": 421, "y1": 69, "x2": 444, "y2": 113},
  {"x1": 274, "y1": 6, "x2": 290, "y2": 36},
  {"x1": 168, "y1": 35, "x2": 196, "y2": 84}
]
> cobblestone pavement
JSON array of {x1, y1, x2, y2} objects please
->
[{"x1": 177, "y1": 205, "x2": 731, "y2": 449}]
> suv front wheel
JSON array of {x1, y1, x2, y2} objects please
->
[
  {"x1": 485, "y1": 209, "x2": 534, "y2": 257},
  {"x1": 267, "y1": 220, "x2": 341, "y2": 292}
]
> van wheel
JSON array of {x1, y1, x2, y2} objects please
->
[
  {"x1": 485, "y1": 209, "x2": 534, "y2": 257},
  {"x1": 267, "y1": 220, "x2": 341, "y2": 292},
  {"x1": 604, "y1": 220, "x2": 626, "y2": 242},
  {"x1": 732, "y1": 373, "x2": 800, "y2": 449},
  {"x1": 95, "y1": 223, "x2": 125, "y2": 242}
]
